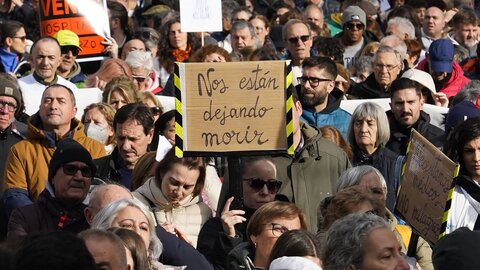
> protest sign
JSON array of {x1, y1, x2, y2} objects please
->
[
  {"x1": 174, "y1": 61, "x2": 293, "y2": 157},
  {"x1": 179, "y1": 0, "x2": 222, "y2": 32},
  {"x1": 396, "y1": 129, "x2": 458, "y2": 245},
  {"x1": 39, "y1": 0, "x2": 110, "y2": 62}
]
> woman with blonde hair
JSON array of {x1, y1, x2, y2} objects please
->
[
  {"x1": 86, "y1": 58, "x2": 133, "y2": 90},
  {"x1": 102, "y1": 76, "x2": 139, "y2": 110}
]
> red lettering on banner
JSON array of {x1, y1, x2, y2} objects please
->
[{"x1": 42, "y1": 0, "x2": 78, "y2": 17}]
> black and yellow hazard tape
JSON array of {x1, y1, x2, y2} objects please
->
[
  {"x1": 174, "y1": 62, "x2": 184, "y2": 157},
  {"x1": 439, "y1": 164, "x2": 460, "y2": 240},
  {"x1": 285, "y1": 61, "x2": 294, "y2": 155}
]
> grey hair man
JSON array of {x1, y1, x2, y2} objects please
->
[
  {"x1": 283, "y1": 19, "x2": 313, "y2": 67},
  {"x1": 386, "y1": 17, "x2": 416, "y2": 40},
  {"x1": 125, "y1": 50, "x2": 154, "y2": 92},
  {"x1": 80, "y1": 229, "x2": 129, "y2": 270},
  {"x1": 230, "y1": 20, "x2": 259, "y2": 53}
]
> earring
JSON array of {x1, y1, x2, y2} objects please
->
[{"x1": 254, "y1": 242, "x2": 257, "y2": 248}]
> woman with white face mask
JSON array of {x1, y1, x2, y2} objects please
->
[{"x1": 82, "y1": 103, "x2": 116, "y2": 154}]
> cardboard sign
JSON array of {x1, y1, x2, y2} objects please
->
[
  {"x1": 175, "y1": 61, "x2": 292, "y2": 156},
  {"x1": 179, "y1": 0, "x2": 222, "y2": 32},
  {"x1": 396, "y1": 129, "x2": 458, "y2": 245},
  {"x1": 39, "y1": 0, "x2": 110, "y2": 62}
]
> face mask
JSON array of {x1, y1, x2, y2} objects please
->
[{"x1": 84, "y1": 123, "x2": 109, "y2": 144}]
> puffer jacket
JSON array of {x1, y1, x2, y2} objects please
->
[
  {"x1": 7, "y1": 182, "x2": 89, "y2": 241},
  {"x1": 2, "y1": 114, "x2": 106, "y2": 216},
  {"x1": 272, "y1": 122, "x2": 350, "y2": 232},
  {"x1": 134, "y1": 177, "x2": 212, "y2": 247}
]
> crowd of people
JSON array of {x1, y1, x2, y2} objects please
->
[{"x1": 1, "y1": 0, "x2": 480, "y2": 269}]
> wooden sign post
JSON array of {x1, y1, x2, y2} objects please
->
[
  {"x1": 174, "y1": 61, "x2": 293, "y2": 157},
  {"x1": 396, "y1": 129, "x2": 459, "y2": 245},
  {"x1": 38, "y1": 0, "x2": 110, "y2": 62}
]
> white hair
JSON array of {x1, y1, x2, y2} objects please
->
[
  {"x1": 125, "y1": 50, "x2": 153, "y2": 71},
  {"x1": 387, "y1": 17, "x2": 415, "y2": 40}
]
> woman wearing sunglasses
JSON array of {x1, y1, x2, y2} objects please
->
[
  {"x1": 227, "y1": 201, "x2": 307, "y2": 270},
  {"x1": 0, "y1": 20, "x2": 30, "y2": 78},
  {"x1": 197, "y1": 156, "x2": 285, "y2": 269},
  {"x1": 133, "y1": 148, "x2": 209, "y2": 248}
]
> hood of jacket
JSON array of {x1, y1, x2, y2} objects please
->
[
  {"x1": 135, "y1": 177, "x2": 202, "y2": 211},
  {"x1": 300, "y1": 86, "x2": 345, "y2": 114},
  {"x1": 27, "y1": 113, "x2": 87, "y2": 147}
]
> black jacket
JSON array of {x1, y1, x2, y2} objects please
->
[
  {"x1": 386, "y1": 110, "x2": 445, "y2": 155},
  {"x1": 156, "y1": 225, "x2": 214, "y2": 270},
  {"x1": 349, "y1": 73, "x2": 392, "y2": 99},
  {"x1": 94, "y1": 147, "x2": 126, "y2": 187},
  {"x1": 7, "y1": 187, "x2": 88, "y2": 241},
  {"x1": 352, "y1": 146, "x2": 402, "y2": 211},
  {"x1": 197, "y1": 207, "x2": 256, "y2": 270}
]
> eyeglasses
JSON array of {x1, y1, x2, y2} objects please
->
[
  {"x1": 287, "y1": 35, "x2": 310, "y2": 44},
  {"x1": 243, "y1": 178, "x2": 282, "y2": 193},
  {"x1": 133, "y1": 75, "x2": 147, "y2": 83},
  {"x1": 0, "y1": 100, "x2": 17, "y2": 112},
  {"x1": 374, "y1": 64, "x2": 399, "y2": 71},
  {"x1": 12, "y1": 35, "x2": 26, "y2": 42},
  {"x1": 297, "y1": 76, "x2": 332, "y2": 88},
  {"x1": 345, "y1": 22, "x2": 364, "y2": 30},
  {"x1": 62, "y1": 164, "x2": 93, "y2": 178},
  {"x1": 150, "y1": 106, "x2": 162, "y2": 116},
  {"x1": 61, "y1": 46, "x2": 80, "y2": 57},
  {"x1": 264, "y1": 223, "x2": 289, "y2": 237}
]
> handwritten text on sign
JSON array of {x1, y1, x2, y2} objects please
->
[
  {"x1": 180, "y1": 61, "x2": 288, "y2": 153},
  {"x1": 395, "y1": 129, "x2": 456, "y2": 245}
]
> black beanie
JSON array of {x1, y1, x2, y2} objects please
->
[
  {"x1": 432, "y1": 227, "x2": 480, "y2": 270},
  {"x1": 48, "y1": 139, "x2": 97, "y2": 181}
]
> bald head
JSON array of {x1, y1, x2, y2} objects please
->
[{"x1": 85, "y1": 184, "x2": 132, "y2": 224}]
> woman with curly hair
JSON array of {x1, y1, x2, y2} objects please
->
[{"x1": 157, "y1": 16, "x2": 197, "y2": 87}]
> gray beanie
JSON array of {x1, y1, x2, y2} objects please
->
[{"x1": 342, "y1": 6, "x2": 367, "y2": 27}]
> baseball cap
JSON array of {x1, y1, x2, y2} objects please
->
[
  {"x1": 54, "y1": 30, "x2": 82, "y2": 51},
  {"x1": 429, "y1": 39, "x2": 453, "y2": 73},
  {"x1": 0, "y1": 77, "x2": 22, "y2": 113}
]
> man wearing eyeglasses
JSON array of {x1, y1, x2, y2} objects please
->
[
  {"x1": 54, "y1": 30, "x2": 87, "y2": 88},
  {"x1": 336, "y1": 6, "x2": 369, "y2": 69},
  {"x1": 297, "y1": 56, "x2": 351, "y2": 138},
  {"x1": 7, "y1": 139, "x2": 95, "y2": 240},
  {"x1": 0, "y1": 77, "x2": 27, "y2": 196},
  {"x1": 350, "y1": 46, "x2": 403, "y2": 99}
]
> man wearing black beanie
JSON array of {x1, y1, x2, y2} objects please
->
[{"x1": 6, "y1": 139, "x2": 95, "y2": 241}]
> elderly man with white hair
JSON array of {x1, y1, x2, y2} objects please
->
[
  {"x1": 125, "y1": 50, "x2": 161, "y2": 94},
  {"x1": 386, "y1": 17, "x2": 416, "y2": 40}
]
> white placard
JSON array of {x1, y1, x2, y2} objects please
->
[{"x1": 179, "y1": 0, "x2": 222, "y2": 32}]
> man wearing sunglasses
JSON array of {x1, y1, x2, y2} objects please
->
[
  {"x1": 7, "y1": 139, "x2": 96, "y2": 240},
  {"x1": 283, "y1": 19, "x2": 313, "y2": 68},
  {"x1": 336, "y1": 6, "x2": 370, "y2": 69},
  {"x1": 125, "y1": 50, "x2": 162, "y2": 94},
  {"x1": 54, "y1": 30, "x2": 87, "y2": 88},
  {"x1": 298, "y1": 56, "x2": 351, "y2": 139}
]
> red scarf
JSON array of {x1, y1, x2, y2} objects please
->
[{"x1": 172, "y1": 45, "x2": 191, "y2": 62}]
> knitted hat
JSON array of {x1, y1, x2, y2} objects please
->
[
  {"x1": 429, "y1": 39, "x2": 454, "y2": 73},
  {"x1": 433, "y1": 227, "x2": 480, "y2": 270},
  {"x1": 342, "y1": 6, "x2": 366, "y2": 26},
  {"x1": 48, "y1": 139, "x2": 96, "y2": 181},
  {"x1": 0, "y1": 78, "x2": 22, "y2": 113}
]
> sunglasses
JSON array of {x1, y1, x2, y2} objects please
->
[
  {"x1": 133, "y1": 75, "x2": 147, "y2": 83},
  {"x1": 62, "y1": 164, "x2": 93, "y2": 178},
  {"x1": 345, "y1": 22, "x2": 364, "y2": 30},
  {"x1": 61, "y1": 46, "x2": 80, "y2": 57},
  {"x1": 12, "y1": 35, "x2": 26, "y2": 42},
  {"x1": 243, "y1": 178, "x2": 282, "y2": 193},
  {"x1": 287, "y1": 35, "x2": 310, "y2": 44},
  {"x1": 150, "y1": 106, "x2": 162, "y2": 116}
]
